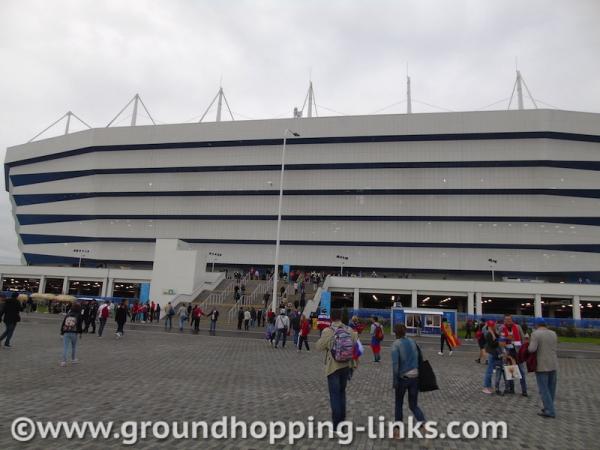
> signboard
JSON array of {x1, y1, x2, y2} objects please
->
[
  {"x1": 320, "y1": 291, "x2": 331, "y2": 317},
  {"x1": 162, "y1": 289, "x2": 176, "y2": 295},
  {"x1": 140, "y1": 283, "x2": 150, "y2": 303}
]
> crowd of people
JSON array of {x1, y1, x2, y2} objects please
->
[{"x1": 0, "y1": 285, "x2": 561, "y2": 429}]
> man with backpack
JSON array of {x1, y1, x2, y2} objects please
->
[
  {"x1": 316, "y1": 309, "x2": 358, "y2": 428},
  {"x1": 370, "y1": 316, "x2": 384, "y2": 362},
  {"x1": 97, "y1": 300, "x2": 111, "y2": 337},
  {"x1": 273, "y1": 310, "x2": 290, "y2": 348}
]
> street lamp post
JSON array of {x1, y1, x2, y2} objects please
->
[
  {"x1": 73, "y1": 249, "x2": 90, "y2": 268},
  {"x1": 488, "y1": 258, "x2": 498, "y2": 282},
  {"x1": 208, "y1": 251, "x2": 222, "y2": 272},
  {"x1": 336, "y1": 255, "x2": 349, "y2": 276},
  {"x1": 271, "y1": 129, "x2": 300, "y2": 313}
]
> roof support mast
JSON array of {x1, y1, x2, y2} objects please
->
[{"x1": 406, "y1": 63, "x2": 412, "y2": 114}]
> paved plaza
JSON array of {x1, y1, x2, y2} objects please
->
[{"x1": 1, "y1": 314, "x2": 599, "y2": 449}]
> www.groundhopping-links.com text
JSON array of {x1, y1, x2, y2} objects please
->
[{"x1": 11, "y1": 416, "x2": 508, "y2": 445}]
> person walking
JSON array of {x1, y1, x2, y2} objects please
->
[
  {"x1": 290, "y1": 309, "x2": 301, "y2": 346},
  {"x1": 0, "y1": 292, "x2": 22, "y2": 348},
  {"x1": 88, "y1": 300, "x2": 98, "y2": 334},
  {"x1": 97, "y1": 300, "x2": 110, "y2": 337},
  {"x1": 244, "y1": 309, "x2": 251, "y2": 331},
  {"x1": 155, "y1": 303, "x2": 161, "y2": 322},
  {"x1": 297, "y1": 314, "x2": 311, "y2": 352},
  {"x1": 391, "y1": 324, "x2": 426, "y2": 432},
  {"x1": 316, "y1": 308, "x2": 358, "y2": 429},
  {"x1": 529, "y1": 318, "x2": 558, "y2": 418},
  {"x1": 164, "y1": 303, "x2": 174, "y2": 331},
  {"x1": 114, "y1": 301, "x2": 129, "y2": 338},
  {"x1": 237, "y1": 307, "x2": 244, "y2": 330},
  {"x1": 208, "y1": 308, "x2": 219, "y2": 335},
  {"x1": 273, "y1": 310, "x2": 290, "y2": 348},
  {"x1": 257, "y1": 308, "x2": 263, "y2": 327},
  {"x1": 438, "y1": 317, "x2": 455, "y2": 356},
  {"x1": 465, "y1": 319, "x2": 473, "y2": 340},
  {"x1": 475, "y1": 322, "x2": 487, "y2": 364},
  {"x1": 370, "y1": 316, "x2": 384, "y2": 362},
  {"x1": 178, "y1": 304, "x2": 189, "y2": 332},
  {"x1": 60, "y1": 303, "x2": 83, "y2": 366},
  {"x1": 482, "y1": 320, "x2": 499, "y2": 394},
  {"x1": 191, "y1": 305, "x2": 206, "y2": 333}
]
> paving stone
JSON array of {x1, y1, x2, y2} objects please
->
[{"x1": 0, "y1": 315, "x2": 597, "y2": 449}]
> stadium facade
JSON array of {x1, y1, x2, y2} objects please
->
[{"x1": 5, "y1": 108, "x2": 600, "y2": 281}]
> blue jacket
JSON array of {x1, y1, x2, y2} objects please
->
[{"x1": 391, "y1": 337, "x2": 419, "y2": 382}]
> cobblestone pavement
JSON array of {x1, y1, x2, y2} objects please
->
[{"x1": 0, "y1": 315, "x2": 598, "y2": 449}]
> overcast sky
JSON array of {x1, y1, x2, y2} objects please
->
[{"x1": 1, "y1": 0, "x2": 599, "y2": 264}]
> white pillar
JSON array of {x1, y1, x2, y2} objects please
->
[
  {"x1": 101, "y1": 277, "x2": 109, "y2": 297},
  {"x1": 572, "y1": 295, "x2": 581, "y2": 321},
  {"x1": 353, "y1": 288, "x2": 359, "y2": 310},
  {"x1": 106, "y1": 279, "x2": 114, "y2": 297},
  {"x1": 534, "y1": 294, "x2": 542, "y2": 318},
  {"x1": 61, "y1": 277, "x2": 69, "y2": 295},
  {"x1": 411, "y1": 290, "x2": 418, "y2": 308},
  {"x1": 475, "y1": 292, "x2": 483, "y2": 316},
  {"x1": 37, "y1": 275, "x2": 46, "y2": 294},
  {"x1": 467, "y1": 292, "x2": 474, "y2": 315}
]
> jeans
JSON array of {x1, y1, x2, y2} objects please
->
[
  {"x1": 274, "y1": 329, "x2": 287, "y2": 348},
  {"x1": 0, "y1": 322, "x2": 17, "y2": 346},
  {"x1": 179, "y1": 316, "x2": 187, "y2": 331},
  {"x1": 62, "y1": 333, "x2": 78, "y2": 362},
  {"x1": 395, "y1": 377, "x2": 426, "y2": 422},
  {"x1": 494, "y1": 363, "x2": 505, "y2": 390},
  {"x1": 327, "y1": 367, "x2": 351, "y2": 428},
  {"x1": 210, "y1": 320, "x2": 217, "y2": 334},
  {"x1": 116, "y1": 321, "x2": 125, "y2": 334},
  {"x1": 507, "y1": 362, "x2": 528, "y2": 393},
  {"x1": 536, "y1": 371, "x2": 557, "y2": 417},
  {"x1": 98, "y1": 318, "x2": 107, "y2": 337},
  {"x1": 293, "y1": 329, "x2": 300, "y2": 345},
  {"x1": 484, "y1": 353, "x2": 495, "y2": 388},
  {"x1": 192, "y1": 318, "x2": 200, "y2": 332},
  {"x1": 165, "y1": 316, "x2": 172, "y2": 330},
  {"x1": 244, "y1": 319, "x2": 250, "y2": 331}
]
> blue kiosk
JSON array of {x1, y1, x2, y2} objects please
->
[{"x1": 390, "y1": 305, "x2": 457, "y2": 337}]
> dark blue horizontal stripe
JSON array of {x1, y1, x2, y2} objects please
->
[
  {"x1": 16, "y1": 214, "x2": 600, "y2": 226},
  {"x1": 18, "y1": 234, "x2": 600, "y2": 254},
  {"x1": 23, "y1": 253, "x2": 152, "y2": 267},
  {"x1": 6, "y1": 130, "x2": 600, "y2": 190},
  {"x1": 13, "y1": 188, "x2": 600, "y2": 206},
  {"x1": 10, "y1": 160, "x2": 600, "y2": 187}
]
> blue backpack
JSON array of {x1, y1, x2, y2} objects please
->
[{"x1": 330, "y1": 325, "x2": 354, "y2": 362}]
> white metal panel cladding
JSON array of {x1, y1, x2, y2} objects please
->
[
  {"x1": 5, "y1": 109, "x2": 600, "y2": 273},
  {"x1": 15, "y1": 195, "x2": 600, "y2": 217},
  {"x1": 18, "y1": 220, "x2": 600, "y2": 245},
  {"x1": 10, "y1": 139, "x2": 600, "y2": 177},
  {"x1": 11, "y1": 167, "x2": 600, "y2": 195},
  {"x1": 18, "y1": 242, "x2": 600, "y2": 272}
]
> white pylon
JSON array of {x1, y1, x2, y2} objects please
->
[
  {"x1": 406, "y1": 75, "x2": 412, "y2": 114},
  {"x1": 198, "y1": 86, "x2": 234, "y2": 123},
  {"x1": 299, "y1": 80, "x2": 317, "y2": 118},
  {"x1": 107, "y1": 94, "x2": 156, "y2": 127},
  {"x1": 508, "y1": 69, "x2": 538, "y2": 110},
  {"x1": 28, "y1": 111, "x2": 92, "y2": 143}
]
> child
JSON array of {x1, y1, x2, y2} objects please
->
[{"x1": 494, "y1": 338, "x2": 516, "y2": 395}]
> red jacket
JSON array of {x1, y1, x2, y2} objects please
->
[{"x1": 300, "y1": 320, "x2": 311, "y2": 336}]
